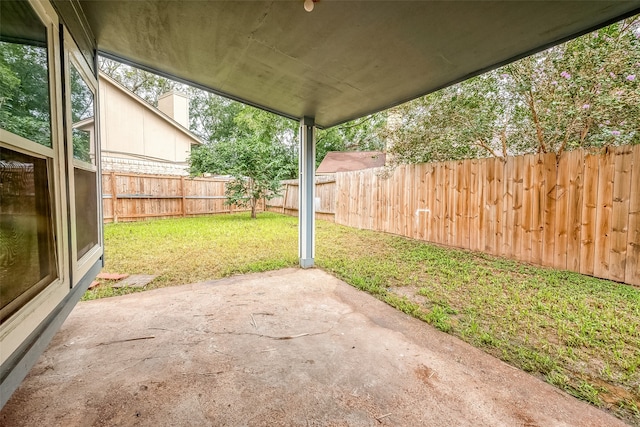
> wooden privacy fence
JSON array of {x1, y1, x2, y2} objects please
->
[
  {"x1": 102, "y1": 172, "x2": 263, "y2": 223},
  {"x1": 266, "y1": 177, "x2": 336, "y2": 222},
  {"x1": 334, "y1": 145, "x2": 640, "y2": 286}
]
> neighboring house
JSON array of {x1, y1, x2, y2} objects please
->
[
  {"x1": 316, "y1": 151, "x2": 386, "y2": 175},
  {"x1": 76, "y1": 72, "x2": 203, "y2": 176}
]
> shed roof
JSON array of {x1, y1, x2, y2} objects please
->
[
  {"x1": 317, "y1": 151, "x2": 386, "y2": 174},
  {"x1": 78, "y1": 1, "x2": 639, "y2": 128}
]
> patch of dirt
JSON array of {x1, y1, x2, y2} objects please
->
[{"x1": 414, "y1": 364, "x2": 437, "y2": 387}]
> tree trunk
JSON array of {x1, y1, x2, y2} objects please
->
[{"x1": 251, "y1": 199, "x2": 257, "y2": 219}]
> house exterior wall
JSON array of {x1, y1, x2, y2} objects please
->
[{"x1": 99, "y1": 78, "x2": 194, "y2": 164}]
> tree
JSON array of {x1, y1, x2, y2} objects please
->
[
  {"x1": 189, "y1": 106, "x2": 298, "y2": 219},
  {"x1": 99, "y1": 58, "x2": 181, "y2": 106},
  {"x1": 383, "y1": 72, "x2": 520, "y2": 165},
  {"x1": 504, "y1": 16, "x2": 640, "y2": 156},
  {"x1": 315, "y1": 113, "x2": 387, "y2": 167},
  {"x1": 385, "y1": 15, "x2": 640, "y2": 165},
  {"x1": 0, "y1": 42, "x2": 51, "y2": 146}
]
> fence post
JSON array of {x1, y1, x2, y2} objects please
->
[{"x1": 111, "y1": 172, "x2": 118, "y2": 223}]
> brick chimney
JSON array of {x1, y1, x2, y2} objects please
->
[{"x1": 158, "y1": 91, "x2": 189, "y2": 129}]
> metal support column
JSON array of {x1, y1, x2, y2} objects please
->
[{"x1": 299, "y1": 116, "x2": 316, "y2": 268}]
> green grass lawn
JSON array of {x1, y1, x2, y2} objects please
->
[{"x1": 87, "y1": 212, "x2": 640, "y2": 424}]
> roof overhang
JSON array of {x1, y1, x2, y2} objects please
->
[{"x1": 78, "y1": 1, "x2": 640, "y2": 128}]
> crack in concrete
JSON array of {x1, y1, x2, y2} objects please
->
[{"x1": 211, "y1": 328, "x2": 333, "y2": 341}]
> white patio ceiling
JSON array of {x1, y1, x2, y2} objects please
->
[{"x1": 80, "y1": 1, "x2": 640, "y2": 128}]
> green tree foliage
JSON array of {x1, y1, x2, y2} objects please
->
[
  {"x1": 99, "y1": 58, "x2": 179, "y2": 106},
  {"x1": 383, "y1": 72, "x2": 520, "y2": 164},
  {"x1": 316, "y1": 114, "x2": 387, "y2": 168},
  {"x1": 69, "y1": 64, "x2": 94, "y2": 162},
  {"x1": 0, "y1": 42, "x2": 51, "y2": 146},
  {"x1": 505, "y1": 17, "x2": 640, "y2": 155},
  {"x1": 189, "y1": 106, "x2": 298, "y2": 219},
  {"x1": 386, "y1": 16, "x2": 640, "y2": 165}
]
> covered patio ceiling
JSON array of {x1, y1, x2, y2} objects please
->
[{"x1": 79, "y1": 1, "x2": 639, "y2": 129}]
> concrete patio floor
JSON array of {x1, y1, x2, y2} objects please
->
[{"x1": 0, "y1": 268, "x2": 625, "y2": 426}]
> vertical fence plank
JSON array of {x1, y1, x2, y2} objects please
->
[
  {"x1": 435, "y1": 163, "x2": 444, "y2": 244},
  {"x1": 426, "y1": 164, "x2": 436, "y2": 242},
  {"x1": 180, "y1": 177, "x2": 186, "y2": 216},
  {"x1": 448, "y1": 161, "x2": 457, "y2": 246},
  {"x1": 521, "y1": 154, "x2": 534, "y2": 262},
  {"x1": 512, "y1": 155, "x2": 524, "y2": 261},
  {"x1": 566, "y1": 150, "x2": 584, "y2": 273},
  {"x1": 110, "y1": 172, "x2": 118, "y2": 223},
  {"x1": 453, "y1": 161, "x2": 462, "y2": 247},
  {"x1": 501, "y1": 156, "x2": 514, "y2": 257},
  {"x1": 359, "y1": 171, "x2": 368, "y2": 229},
  {"x1": 493, "y1": 158, "x2": 504, "y2": 254},
  {"x1": 530, "y1": 154, "x2": 545, "y2": 265},
  {"x1": 461, "y1": 159, "x2": 472, "y2": 249},
  {"x1": 477, "y1": 159, "x2": 487, "y2": 252},
  {"x1": 441, "y1": 162, "x2": 450, "y2": 245},
  {"x1": 626, "y1": 144, "x2": 640, "y2": 286},
  {"x1": 594, "y1": 148, "x2": 615, "y2": 279},
  {"x1": 542, "y1": 153, "x2": 557, "y2": 267},
  {"x1": 554, "y1": 153, "x2": 570, "y2": 270},
  {"x1": 580, "y1": 153, "x2": 599, "y2": 276},
  {"x1": 404, "y1": 165, "x2": 412, "y2": 237},
  {"x1": 469, "y1": 159, "x2": 479, "y2": 251},
  {"x1": 415, "y1": 164, "x2": 425, "y2": 240},
  {"x1": 485, "y1": 158, "x2": 496, "y2": 253},
  {"x1": 610, "y1": 146, "x2": 633, "y2": 282},
  {"x1": 384, "y1": 172, "x2": 392, "y2": 233}
]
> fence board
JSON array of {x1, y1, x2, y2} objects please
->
[
  {"x1": 554, "y1": 153, "x2": 570, "y2": 270},
  {"x1": 521, "y1": 154, "x2": 534, "y2": 262},
  {"x1": 502, "y1": 156, "x2": 514, "y2": 257},
  {"x1": 469, "y1": 159, "x2": 479, "y2": 251},
  {"x1": 493, "y1": 158, "x2": 504, "y2": 254},
  {"x1": 477, "y1": 159, "x2": 487, "y2": 252},
  {"x1": 542, "y1": 152, "x2": 557, "y2": 267},
  {"x1": 485, "y1": 158, "x2": 496, "y2": 253},
  {"x1": 426, "y1": 164, "x2": 436, "y2": 242},
  {"x1": 447, "y1": 161, "x2": 456, "y2": 246},
  {"x1": 531, "y1": 154, "x2": 545, "y2": 265},
  {"x1": 461, "y1": 159, "x2": 471, "y2": 249},
  {"x1": 512, "y1": 155, "x2": 524, "y2": 261},
  {"x1": 580, "y1": 153, "x2": 599, "y2": 276},
  {"x1": 594, "y1": 149, "x2": 615, "y2": 279},
  {"x1": 626, "y1": 145, "x2": 640, "y2": 286},
  {"x1": 610, "y1": 146, "x2": 633, "y2": 282},
  {"x1": 566, "y1": 150, "x2": 584, "y2": 273}
]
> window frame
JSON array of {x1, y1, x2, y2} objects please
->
[
  {"x1": 0, "y1": 0, "x2": 69, "y2": 361},
  {"x1": 62, "y1": 27, "x2": 103, "y2": 287}
]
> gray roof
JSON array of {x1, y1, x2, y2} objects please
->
[{"x1": 79, "y1": 1, "x2": 639, "y2": 128}]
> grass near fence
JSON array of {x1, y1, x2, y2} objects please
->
[{"x1": 87, "y1": 212, "x2": 640, "y2": 424}]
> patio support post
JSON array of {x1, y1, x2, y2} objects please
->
[{"x1": 299, "y1": 116, "x2": 316, "y2": 268}]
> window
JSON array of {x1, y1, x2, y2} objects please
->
[
  {"x1": 66, "y1": 48, "x2": 100, "y2": 268},
  {"x1": 0, "y1": 1, "x2": 52, "y2": 147},
  {"x1": 0, "y1": 147, "x2": 57, "y2": 323},
  {"x1": 70, "y1": 64, "x2": 94, "y2": 163},
  {"x1": 0, "y1": 1, "x2": 58, "y2": 324}
]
